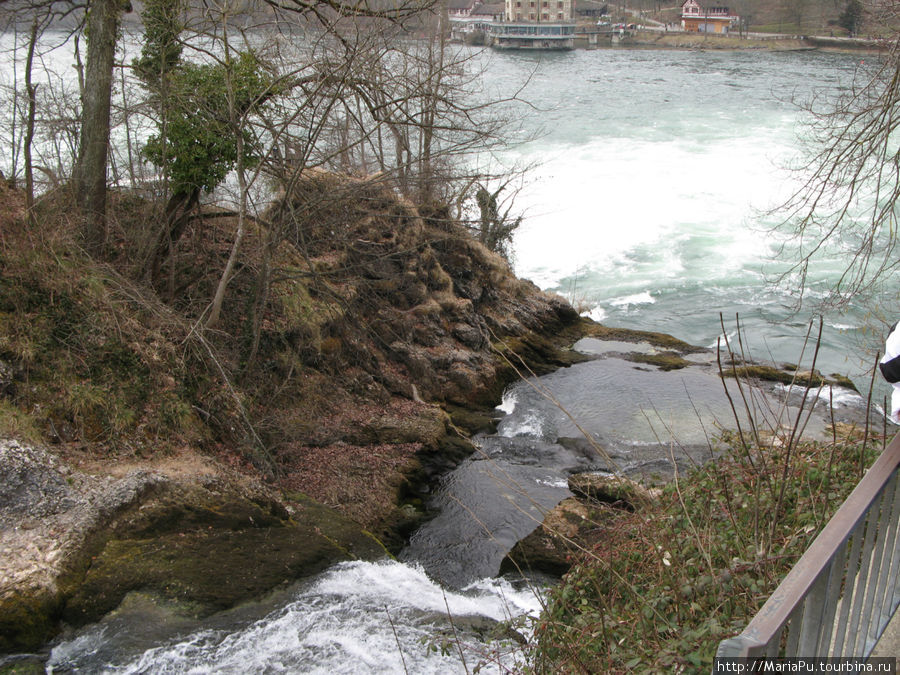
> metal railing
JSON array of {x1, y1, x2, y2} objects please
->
[{"x1": 714, "y1": 433, "x2": 900, "y2": 663}]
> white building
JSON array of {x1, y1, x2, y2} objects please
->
[{"x1": 491, "y1": 0, "x2": 576, "y2": 48}]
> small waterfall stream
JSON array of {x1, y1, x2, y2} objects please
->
[{"x1": 48, "y1": 561, "x2": 541, "y2": 674}]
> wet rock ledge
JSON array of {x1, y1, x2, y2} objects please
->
[
  {"x1": 0, "y1": 440, "x2": 385, "y2": 653},
  {"x1": 500, "y1": 327, "x2": 873, "y2": 581}
]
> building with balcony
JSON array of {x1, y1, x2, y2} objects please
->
[
  {"x1": 680, "y1": 0, "x2": 738, "y2": 33},
  {"x1": 490, "y1": 0, "x2": 576, "y2": 49}
]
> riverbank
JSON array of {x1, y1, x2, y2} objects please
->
[
  {"x1": 529, "y1": 419, "x2": 883, "y2": 671},
  {"x1": 0, "y1": 174, "x2": 584, "y2": 655},
  {"x1": 578, "y1": 30, "x2": 885, "y2": 52},
  {"x1": 2, "y1": 170, "x2": 883, "y2": 668}
]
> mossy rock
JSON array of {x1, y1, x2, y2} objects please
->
[
  {"x1": 0, "y1": 588, "x2": 60, "y2": 653},
  {"x1": 497, "y1": 333, "x2": 593, "y2": 374},
  {"x1": 723, "y1": 361, "x2": 858, "y2": 392},
  {"x1": 582, "y1": 322, "x2": 705, "y2": 353},
  {"x1": 829, "y1": 373, "x2": 859, "y2": 392},
  {"x1": 485, "y1": 332, "x2": 591, "y2": 406},
  {"x1": 372, "y1": 502, "x2": 429, "y2": 554},
  {"x1": 500, "y1": 527, "x2": 577, "y2": 578},
  {"x1": 568, "y1": 473, "x2": 656, "y2": 510},
  {"x1": 626, "y1": 351, "x2": 692, "y2": 371},
  {"x1": 443, "y1": 403, "x2": 499, "y2": 436},
  {"x1": 724, "y1": 364, "x2": 826, "y2": 387},
  {"x1": 61, "y1": 489, "x2": 387, "y2": 628},
  {"x1": 0, "y1": 657, "x2": 46, "y2": 674},
  {"x1": 65, "y1": 527, "x2": 360, "y2": 623},
  {"x1": 500, "y1": 498, "x2": 623, "y2": 578},
  {"x1": 418, "y1": 433, "x2": 476, "y2": 477}
]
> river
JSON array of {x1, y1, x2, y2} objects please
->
[
  {"x1": 6, "y1": 40, "x2": 879, "y2": 673},
  {"x1": 491, "y1": 47, "x2": 876, "y2": 387}
]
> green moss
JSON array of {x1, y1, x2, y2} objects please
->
[
  {"x1": 443, "y1": 403, "x2": 498, "y2": 435},
  {"x1": 276, "y1": 278, "x2": 333, "y2": 339},
  {"x1": 0, "y1": 400, "x2": 42, "y2": 445},
  {"x1": 582, "y1": 322, "x2": 705, "y2": 353},
  {"x1": 723, "y1": 363, "x2": 856, "y2": 391},
  {"x1": 0, "y1": 660, "x2": 46, "y2": 674},
  {"x1": 0, "y1": 589, "x2": 61, "y2": 653},
  {"x1": 63, "y1": 493, "x2": 388, "y2": 627},
  {"x1": 725, "y1": 365, "x2": 825, "y2": 387},
  {"x1": 627, "y1": 351, "x2": 691, "y2": 371},
  {"x1": 829, "y1": 373, "x2": 859, "y2": 392}
]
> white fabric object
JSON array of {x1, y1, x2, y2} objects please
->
[{"x1": 880, "y1": 324, "x2": 900, "y2": 423}]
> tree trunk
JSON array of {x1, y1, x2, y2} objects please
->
[
  {"x1": 207, "y1": 33, "x2": 246, "y2": 331},
  {"x1": 24, "y1": 19, "x2": 38, "y2": 228},
  {"x1": 74, "y1": 0, "x2": 124, "y2": 249},
  {"x1": 148, "y1": 186, "x2": 200, "y2": 286},
  {"x1": 418, "y1": 18, "x2": 448, "y2": 204}
]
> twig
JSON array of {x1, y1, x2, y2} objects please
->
[
  {"x1": 860, "y1": 350, "x2": 880, "y2": 477},
  {"x1": 442, "y1": 588, "x2": 470, "y2": 675},
  {"x1": 384, "y1": 604, "x2": 409, "y2": 675}
]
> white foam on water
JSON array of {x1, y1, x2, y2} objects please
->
[
  {"x1": 584, "y1": 305, "x2": 607, "y2": 322},
  {"x1": 534, "y1": 477, "x2": 569, "y2": 489},
  {"x1": 708, "y1": 331, "x2": 738, "y2": 351},
  {"x1": 48, "y1": 627, "x2": 109, "y2": 668},
  {"x1": 497, "y1": 390, "x2": 518, "y2": 415},
  {"x1": 610, "y1": 291, "x2": 655, "y2": 308},
  {"x1": 498, "y1": 410, "x2": 546, "y2": 439},
  {"x1": 510, "y1": 133, "x2": 788, "y2": 293},
  {"x1": 59, "y1": 561, "x2": 542, "y2": 675},
  {"x1": 776, "y1": 383, "x2": 866, "y2": 408}
]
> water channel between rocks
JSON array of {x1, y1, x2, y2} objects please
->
[
  {"x1": 45, "y1": 338, "x2": 869, "y2": 674},
  {"x1": 402, "y1": 336, "x2": 867, "y2": 587}
]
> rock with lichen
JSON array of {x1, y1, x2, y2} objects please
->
[{"x1": 0, "y1": 439, "x2": 385, "y2": 652}]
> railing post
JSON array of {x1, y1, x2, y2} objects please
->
[{"x1": 714, "y1": 635, "x2": 766, "y2": 658}]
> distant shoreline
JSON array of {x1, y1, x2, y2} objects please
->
[
  {"x1": 575, "y1": 30, "x2": 886, "y2": 53},
  {"x1": 457, "y1": 28, "x2": 887, "y2": 54}
]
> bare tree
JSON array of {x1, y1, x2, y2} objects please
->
[
  {"x1": 4, "y1": 0, "x2": 532, "y2": 346},
  {"x1": 205, "y1": 2, "x2": 278, "y2": 329},
  {"x1": 773, "y1": 43, "x2": 900, "y2": 311}
]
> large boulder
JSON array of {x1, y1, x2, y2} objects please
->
[
  {"x1": 568, "y1": 473, "x2": 659, "y2": 510},
  {"x1": 500, "y1": 497, "x2": 626, "y2": 578},
  {"x1": 0, "y1": 440, "x2": 386, "y2": 653}
]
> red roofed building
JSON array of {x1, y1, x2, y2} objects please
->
[{"x1": 681, "y1": 0, "x2": 738, "y2": 33}]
